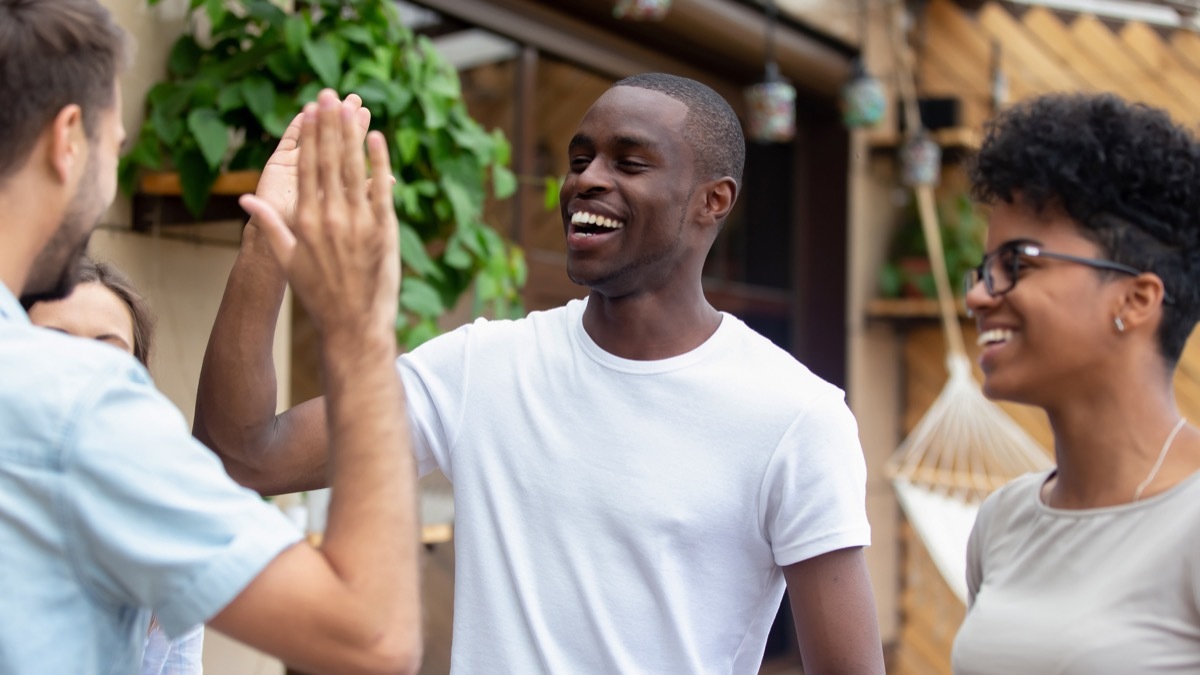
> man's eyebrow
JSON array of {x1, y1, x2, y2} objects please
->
[
  {"x1": 568, "y1": 133, "x2": 662, "y2": 154},
  {"x1": 568, "y1": 133, "x2": 592, "y2": 151},
  {"x1": 613, "y1": 135, "x2": 661, "y2": 153}
]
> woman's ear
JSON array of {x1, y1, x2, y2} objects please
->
[{"x1": 1118, "y1": 272, "x2": 1169, "y2": 332}]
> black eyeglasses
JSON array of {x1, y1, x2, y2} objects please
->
[{"x1": 964, "y1": 241, "x2": 1148, "y2": 299}]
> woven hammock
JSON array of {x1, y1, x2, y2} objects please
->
[{"x1": 881, "y1": 2, "x2": 1051, "y2": 602}]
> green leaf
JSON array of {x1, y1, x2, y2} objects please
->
[
  {"x1": 187, "y1": 108, "x2": 228, "y2": 170},
  {"x1": 543, "y1": 175, "x2": 562, "y2": 211},
  {"x1": 353, "y1": 80, "x2": 390, "y2": 110},
  {"x1": 284, "y1": 15, "x2": 309, "y2": 56},
  {"x1": 440, "y1": 178, "x2": 476, "y2": 229},
  {"x1": 240, "y1": 75, "x2": 276, "y2": 129},
  {"x1": 265, "y1": 51, "x2": 300, "y2": 82},
  {"x1": 403, "y1": 318, "x2": 440, "y2": 351},
  {"x1": 394, "y1": 128, "x2": 421, "y2": 165},
  {"x1": 303, "y1": 38, "x2": 341, "y2": 88},
  {"x1": 443, "y1": 235, "x2": 472, "y2": 270},
  {"x1": 173, "y1": 146, "x2": 217, "y2": 217},
  {"x1": 418, "y1": 92, "x2": 448, "y2": 130},
  {"x1": 244, "y1": 0, "x2": 286, "y2": 23},
  {"x1": 264, "y1": 97, "x2": 298, "y2": 139},
  {"x1": 492, "y1": 165, "x2": 517, "y2": 200},
  {"x1": 399, "y1": 224, "x2": 439, "y2": 278},
  {"x1": 151, "y1": 105, "x2": 185, "y2": 146},
  {"x1": 338, "y1": 24, "x2": 375, "y2": 47},
  {"x1": 216, "y1": 86, "x2": 244, "y2": 113},
  {"x1": 204, "y1": 0, "x2": 227, "y2": 27},
  {"x1": 399, "y1": 277, "x2": 445, "y2": 317},
  {"x1": 167, "y1": 36, "x2": 203, "y2": 78},
  {"x1": 491, "y1": 129, "x2": 511, "y2": 165},
  {"x1": 297, "y1": 82, "x2": 323, "y2": 106}
]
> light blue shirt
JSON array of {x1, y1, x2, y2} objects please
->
[{"x1": 0, "y1": 282, "x2": 301, "y2": 674}]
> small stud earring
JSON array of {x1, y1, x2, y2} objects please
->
[{"x1": 1115, "y1": 316, "x2": 1125, "y2": 333}]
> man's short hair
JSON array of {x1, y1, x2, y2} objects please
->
[
  {"x1": 614, "y1": 73, "x2": 746, "y2": 188},
  {"x1": 0, "y1": 0, "x2": 127, "y2": 182}
]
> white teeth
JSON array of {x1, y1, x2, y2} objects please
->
[
  {"x1": 977, "y1": 329, "x2": 1014, "y2": 347},
  {"x1": 571, "y1": 211, "x2": 625, "y2": 229}
]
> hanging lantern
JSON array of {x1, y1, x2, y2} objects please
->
[
  {"x1": 613, "y1": 0, "x2": 671, "y2": 21},
  {"x1": 745, "y1": 0, "x2": 795, "y2": 143},
  {"x1": 745, "y1": 63, "x2": 797, "y2": 143},
  {"x1": 900, "y1": 130, "x2": 941, "y2": 187},
  {"x1": 840, "y1": 57, "x2": 886, "y2": 129}
]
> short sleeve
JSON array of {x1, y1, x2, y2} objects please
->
[
  {"x1": 964, "y1": 492, "x2": 998, "y2": 608},
  {"x1": 396, "y1": 320, "x2": 477, "y2": 481},
  {"x1": 62, "y1": 362, "x2": 302, "y2": 638},
  {"x1": 761, "y1": 392, "x2": 871, "y2": 566}
]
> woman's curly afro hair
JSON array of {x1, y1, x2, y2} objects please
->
[{"x1": 970, "y1": 92, "x2": 1200, "y2": 364}]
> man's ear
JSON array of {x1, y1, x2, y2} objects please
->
[
  {"x1": 697, "y1": 176, "x2": 737, "y2": 226},
  {"x1": 47, "y1": 104, "x2": 86, "y2": 184}
]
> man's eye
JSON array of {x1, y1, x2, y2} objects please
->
[{"x1": 569, "y1": 157, "x2": 592, "y2": 170}]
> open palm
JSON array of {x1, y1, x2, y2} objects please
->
[{"x1": 254, "y1": 94, "x2": 373, "y2": 227}]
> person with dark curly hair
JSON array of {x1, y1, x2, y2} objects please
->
[{"x1": 952, "y1": 92, "x2": 1200, "y2": 673}]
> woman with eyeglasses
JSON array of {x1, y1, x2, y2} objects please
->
[{"x1": 951, "y1": 92, "x2": 1200, "y2": 674}]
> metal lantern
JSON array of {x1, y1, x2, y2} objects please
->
[
  {"x1": 840, "y1": 57, "x2": 886, "y2": 129},
  {"x1": 745, "y1": 64, "x2": 797, "y2": 143},
  {"x1": 900, "y1": 131, "x2": 941, "y2": 187},
  {"x1": 613, "y1": 0, "x2": 671, "y2": 21}
]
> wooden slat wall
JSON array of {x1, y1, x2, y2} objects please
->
[
  {"x1": 919, "y1": 0, "x2": 1200, "y2": 128},
  {"x1": 897, "y1": 4, "x2": 1200, "y2": 673}
]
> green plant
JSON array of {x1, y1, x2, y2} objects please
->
[
  {"x1": 878, "y1": 192, "x2": 986, "y2": 299},
  {"x1": 122, "y1": 0, "x2": 526, "y2": 348}
]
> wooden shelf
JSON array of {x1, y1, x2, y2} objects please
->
[
  {"x1": 866, "y1": 297, "x2": 970, "y2": 320},
  {"x1": 866, "y1": 126, "x2": 981, "y2": 154},
  {"x1": 138, "y1": 170, "x2": 260, "y2": 196}
]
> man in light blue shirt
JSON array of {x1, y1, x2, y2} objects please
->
[{"x1": 0, "y1": 1, "x2": 422, "y2": 673}]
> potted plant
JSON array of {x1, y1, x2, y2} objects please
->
[
  {"x1": 878, "y1": 192, "x2": 985, "y2": 300},
  {"x1": 121, "y1": 0, "x2": 525, "y2": 348}
]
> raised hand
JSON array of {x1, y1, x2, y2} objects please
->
[
  {"x1": 239, "y1": 89, "x2": 399, "y2": 340},
  {"x1": 249, "y1": 94, "x2": 372, "y2": 241}
]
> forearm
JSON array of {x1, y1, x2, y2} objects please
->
[
  {"x1": 318, "y1": 327, "x2": 421, "y2": 653},
  {"x1": 193, "y1": 230, "x2": 288, "y2": 477}
]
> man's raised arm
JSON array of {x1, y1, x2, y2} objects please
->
[
  {"x1": 193, "y1": 96, "x2": 373, "y2": 495},
  {"x1": 208, "y1": 89, "x2": 421, "y2": 673}
]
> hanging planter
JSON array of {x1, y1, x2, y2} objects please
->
[
  {"x1": 613, "y1": 0, "x2": 671, "y2": 21},
  {"x1": 841, "y1": 57, "x2": 886, "y2": 129},
  {"x1": 900, "y1": 130, "x2": 941, "y2": 187},
  {"x1": 745, "y1": 0, "x2": 795, "y2": 143},
  {"x1": 745, "y1": 64, "x2": 797, "y2": 143}
]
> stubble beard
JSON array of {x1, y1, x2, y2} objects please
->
[{"x1": 20, "y1": 159, "x2": 100, "y2": 309}]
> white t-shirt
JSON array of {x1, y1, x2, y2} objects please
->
[
  {"x1": 953, "y1": 469, "x2": 1200, "y2": 674},
  {"x1": 397, "y1": 299, "x2": 871, "y2": 673}
]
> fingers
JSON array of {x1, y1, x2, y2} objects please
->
[
  {"x1": 239, "y1": 194, "x2": 296, "y2": 268},
  {"x1": 366, "y1": 131, "x2": 396, "y2": 232},
  {"x1": 317, "y1": 91, "x2": 347, "y2": 219},
  {"x1": 275, "y1": 110, "x2": 306, "y2": 154},
  {"x1": 297, "y1": 102, "x2": 319, "y2": 236},
  {"x1": 342, "y1": 104, "x2": 368, "y2": 211},
  {"x1": 340, "y1": 93, "x2": 372, "y2": 143}
]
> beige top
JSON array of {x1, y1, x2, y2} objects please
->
[{"x1": 952, "y1": 469, "x2": 1200, "y2": 674}]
